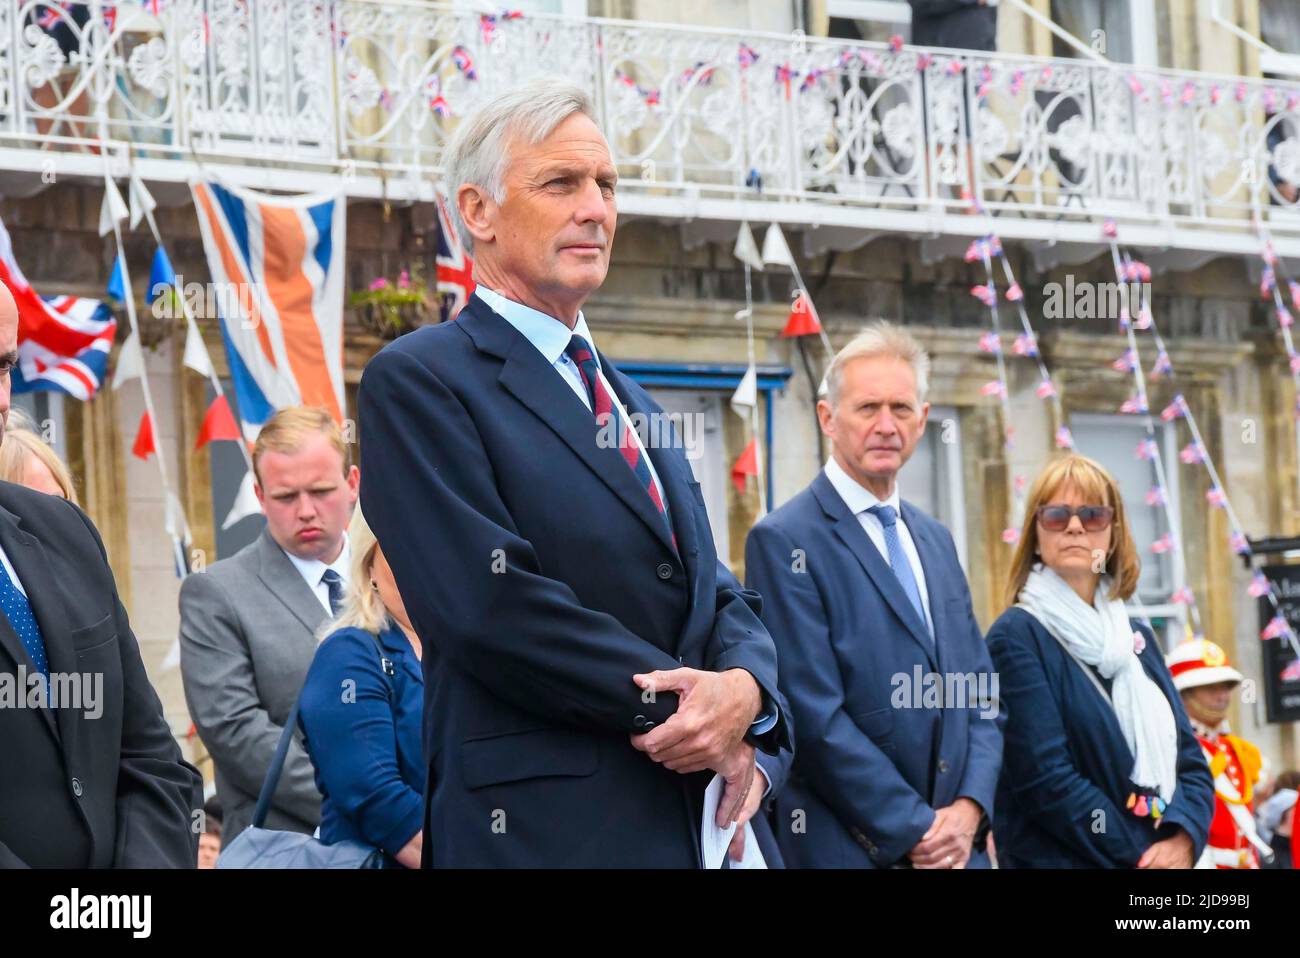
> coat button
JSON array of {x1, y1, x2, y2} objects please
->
[
  {"x1": 633, "y1": 714, "x2": 655, "y2": 730},
  {"x1": 656, "y1": 563, "x2": 673, "y2": 580},
  {"x1": 71, "y1": 778, "x2": 83, "y2": 797},
  {"x1": 937, "y1": 759, "x2": 950, "y2": 774}
]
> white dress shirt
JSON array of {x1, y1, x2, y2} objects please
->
[
  {"x1": 282, "y1": 533, "x2": 351, "y2": 615},
  {"x1": 823, "y1": 457, "x2": 932, "y2": 632},
  {"x1": 475, "y1": 285, "x2": 669, "y2": 508},
  {"x1": 0, "y1": 542, "x2": 28, "y2": 597}
]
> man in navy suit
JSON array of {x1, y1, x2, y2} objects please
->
[
  {"x1": 745, "y1": 323, "x2": 1002, "y2": 868},
  {"x1": 358, "y1": 79, "x2": 788, "y2": 867}
]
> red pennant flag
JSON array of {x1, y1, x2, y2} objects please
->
[
  {"x1": 195, "y1": 394, "x2": 241, "y2": 449},
  {"x1": 132, "y1": 410, "x2": 155, "y2": 461},
  {"x1": 780, "y1": 293, "x2": 822, "y2": 337},
  {"x1": 731, "y1": 437, "x2": 759, "y2": 494}
]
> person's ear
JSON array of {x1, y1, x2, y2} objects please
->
[{"x1": 458, "y1": 183, "x2": 496, "y2": 247}]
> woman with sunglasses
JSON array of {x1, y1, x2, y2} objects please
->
[{"x1": 986, "y1": 454, "x2": 1214, "y2": 868}]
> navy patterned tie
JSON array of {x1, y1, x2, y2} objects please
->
[
  {"x1": 866, "y1": 504, "x2": 931, "y2": 640},
  {"x1": 321, "y1": 569, "x2": 345, "y2": 618},
  {"x1": 0, "y1": 559, "x2": 47, "y2": 676}
]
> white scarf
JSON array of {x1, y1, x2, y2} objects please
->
[{"x1": 1018, "y1": 566, "x2": 1179, "y2": 803}]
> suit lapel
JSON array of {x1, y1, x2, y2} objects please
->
[
  {"x1": 466, "y1": 298, "x2": 677, "y2": 555},
  {"x1": 813, "y1": 475, "x2": 937, "y2": 668},
  {"x1": 0, "y1": 504, "x2": 74, "y2": 745},
  {"x1": 255, "y1": 531, "x2": 329, "y2": 633}
]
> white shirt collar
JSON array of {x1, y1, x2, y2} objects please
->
[
  {"x1": 282, "y1": 532, "x2": 351, "y2": 590},
  {"x1": 475, "y1": 286, "x2": 599, "y2": 369},
  {"x1": 823, "y1": 456, "x2": 902, "y2": 517}
]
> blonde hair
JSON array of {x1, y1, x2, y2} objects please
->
[
  {"x1": 1004, "y1": 453, "x2": 1141, "y2": 608},
  {"x1": 0, "y1": 417, "x2": 78, "y2": 504},
  {"x1": 252, "y1": 406, "x2": 347, "y2": 485},
  {"x1": 317, "y1": 506, "x2": 390, "y2": 639},
  {"x1": 825, "y1": 322, "x2": 930, "y2": 407}
]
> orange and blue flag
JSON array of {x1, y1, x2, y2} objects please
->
[{"x1": 190, "y1": 179, "x2": 346, "y2": 439}]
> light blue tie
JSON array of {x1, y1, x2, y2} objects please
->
[
  {"x1": 866, "y1": 504, "x2": 931, "y2": 639},
  {"x1": 0, "y1": 559, "x2": 47, "y2": 676}
]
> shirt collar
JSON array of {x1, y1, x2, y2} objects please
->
[
  {"x1": 823, "y1": 456, "x2": 901, "y2": 518},
  {"x1": 1188, "y1": 715, "x2": 1229, "y2": 739},
  {"x1": 282, "y1": 532, "x2": 351, "y2": 590},
  {"x1": 475, "y1": 286, "x2": 598, "y2": 369}
]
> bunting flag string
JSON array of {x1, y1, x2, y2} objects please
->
[
  {"x1": 1253, "y1": 224, "x2": 1300, "y2": 510},
  {"x1": 731, "y1": 221, "x2": 766, "y2": 515},
  {"x1": 1105, "y1": 222, "x2": 1300, "y2": 660},
  {"x1": 1099, "y1": 228, "x2": 1204, "y2": 639}
]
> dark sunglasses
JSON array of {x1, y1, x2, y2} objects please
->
[{"x1": 1036, "y1": 504, "x2": 1115, "y2": 533}]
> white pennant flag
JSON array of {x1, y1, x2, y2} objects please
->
[
  {"x1": 128, "y1": 170, "x2": 156, "y2": 231},
  {"x1": 165, "y1": 491, "x2": 190, "y2": 543},
  {"x1": 731, "y1": 363, "x2": 758, "y2": 417},
  {"x1": 222, "y1": 467, "x2": 263, "y2": 530},
  {"x1": 734, "y1": 222, "x2": 765, "y2": 272},
  {"x1": 99, "y1": 177, "x2": 129, "y2": 237},
  {"x1": 112, "y1": 328, "x2": 144, "y2": 391},
  {"x1": 762, "y1": 223, "x2": 795, "y2": 268},
  {"x1": 182, "y1": 315, "x2": 213, "y2": 378},
  {"x1": 160, "y1": 639, "x2": 181, "y2": 672}
]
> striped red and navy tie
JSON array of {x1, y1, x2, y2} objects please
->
[{"x1": 565, "y1": 334, "x2": 674, "y2": 544}]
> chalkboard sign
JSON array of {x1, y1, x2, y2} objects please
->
[{"x1": 1259, "y1": 564, "x2": 1300, "y2": 724}]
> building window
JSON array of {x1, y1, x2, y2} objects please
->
[
  {"x1": 1261, "y1": 0, "x2": 1300, "y2": 55},
  {"x1": 646, "y1": 388, "x2": 730, "y2": 561},
  {"x1": 898, "y1": 404, "x2": 967, "y2": 571},
  {"x1": 1068, "y1": 412, "x2": 1186, "y2": 649}
]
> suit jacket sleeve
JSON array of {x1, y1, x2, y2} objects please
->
[
  {"x1": 178, "y1": 570, "x2": 320, "y2": 825},
  {"x1": 70, "y1": 506, "x2": 203, "y2": 867},
  {"x1": 1137, "y1": 625, "x2": 1215, "y2": 857},
  {"x1": 706, "y1": 559, "x2": 791, "y2": 754},
  {"x1": 745, "y1": 523, "x2": 934, "y2": 864},
  {"x1": 754, "y1": 683, "x2": 795, "y2": 796},
  {"x1": 358, "y1": 346, "x2": 686, "y2": 733},
  {"x1": 986, "y1": 614, "x2": 1150, "y2": 867}
]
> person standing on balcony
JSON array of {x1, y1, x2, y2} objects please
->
[
  {"x1": 909, "y1": 1, "x2": 997, "y2": 53},
  {"x1": 358, "y1": 79, "x2": 788, "y2": 868}
]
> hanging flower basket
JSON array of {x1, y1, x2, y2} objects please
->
[{"x1": 350, "y1": 268, "x2": 436, "y2": 339}]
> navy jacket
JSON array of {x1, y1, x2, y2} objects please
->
[
  {"x1": 358, "y1": 294, "x2": 789, "y2": 868},
  {"x1": 298, "y1": 625, "x2": 424, "y2": 857},
  {"x1": 745, "y1": 472, "x2": 1002, "y2": 868},
  {"x1": 986, "y1": 607, "x2": 1214, "y2": 868}
]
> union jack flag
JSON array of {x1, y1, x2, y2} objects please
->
[
  {"x1": 1102, "y1": 218, "x2": 1118, "y2": 238},
  {"x1": 1160, "y1": 395, "x2": 1187, "y2": 421},
  {"x1": 1119, "y1": 395, "x2": 1147, "y2": 414},
  {"x1": 451, "y1": 45, "x2": 477, "y2": 80},
  {"x1": 1261, "y1": 266, "x2": 1276, "y2": 298},
  {"x1": 1013, "y1": 333, "x2": 1038, "y2": 356},
  {"x1": 737, "y1": 44, "x2": 759, "y2": 68},
  {"x1": 1001, "y1": 527, "x2": 1019, "y2": 544},
  {"x1": 1206, "y1": 486, "x2": 1228, "y2": 508},
  {"x1": 1054, "y1": 426, "x2": 1074, "y2": 449},
  {"x1": 1136, "y1": 438, "x2": 1160, "y2": 460},
  {"x1": 1146, "y1": 486, "x2": 1167, "y2": 507},
  {"x1": 1230, "y1": 531, "x2": 1251, "y2": 556},
  {"x1": 1150, "y1": 533, "x2": 1174, "y2": 554},
  {"x1": 36, "y1": 4, "x2": 64, "y2": 30},
  {"x1": 1179, "y1": 442, "x2": 1206, "y2": 464},
  {"x1": 1248, "y1": 572, "x2": 1272, "y2": 598},
  {"x1": 1290, "y1": 280, "x2": 1300, "y2": 311},
  {"x1": 980, "y1": 380, "x2": 1006, "y2": 399},
  {"x1": 1005, "y1": 282, "x2": 1023, "y2": 302},
  {"x1": 1262, "y1": 614, "x2": 1292, "y2": 640},
  {"x1": 435, "y1": 191, "x2": 475, "y2": 320},
  {"x1": 0, "y1": 214, "x2": 115, "y2": 400},
  {"x1": 1278, "y1": 307, "x2": 1294, "y2": 329},
  {"x1": 1112, "y1": 349, "x2": 1138, "y2": 373},
  {"x1": 1151, "y1": 350, "x2": 1173, "y2": 379},
  {"x1": 978, "y1": 331, "x2": 1001, "y2": 354},
  {"x1": 1170, "y1": 586, "x2": 1196, "y2": 605},
  {"x1": 1290, "y1": 353, "x2": 1300, "y2": 375},
  {"x1": 970, "y1": 283, "x2": 996, "y2": 307},
  {"x1": 1133, "y1": 306, "x2": 1153, "y2": 330},
  {"x1": 1036, "y1": 379, "x2": 1056, "y2": 398}
]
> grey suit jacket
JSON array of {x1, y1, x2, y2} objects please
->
[{"x1": 179, "y1": 527, "x2": 329, "y2": 842}]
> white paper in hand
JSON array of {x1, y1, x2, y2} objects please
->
[{"x1": 701, "y1": 774, "x2": 768, "y2": 869}]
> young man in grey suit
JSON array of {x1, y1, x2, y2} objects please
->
[{"x1": 179, "y1": 407, "x2": 359, "y2": 842}]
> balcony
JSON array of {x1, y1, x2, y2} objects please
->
[{"x1": 5, "y1": 1, "x2": 1300, "y2": 258}]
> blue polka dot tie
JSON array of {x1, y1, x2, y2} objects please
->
[{"x1": 0, "y1": 559, "x2": 47, "y2": 677}]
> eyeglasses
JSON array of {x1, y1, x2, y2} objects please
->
[{"x1": 1035, "y1": 504, "x2": 1115, "y2": 533}]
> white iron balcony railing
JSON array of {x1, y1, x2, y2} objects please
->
[{"x1": 5, "y1": 1, "x2": 1300, "y2": 257}]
